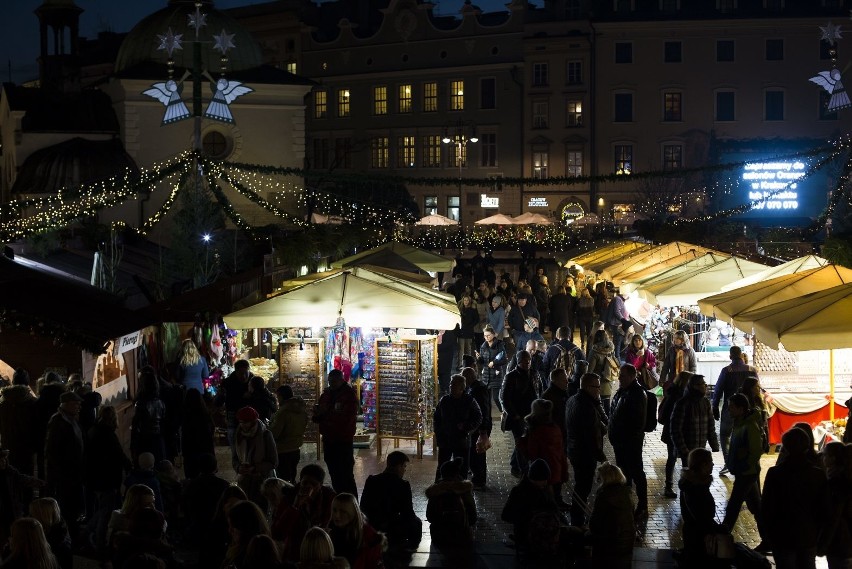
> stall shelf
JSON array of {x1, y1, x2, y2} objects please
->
[{"x1": 278, "y1": 338, "x2": 324, "y2": 457}]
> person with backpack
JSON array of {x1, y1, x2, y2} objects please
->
[
  {"x1": 712, "y1": 346, "x2": 758, "y2": 475},
  {"x1": 587, "y1": 329, "x2": 618, "y2": 415},
  {"x1": 425, "y1": 457, "x2": 477, "y2": 546},
  {"x1": 608, "y1": 363, "x2": 649, "y2": 520},
  {"x1": 542, "y1": 326, "x2": 585, "y2": 387},
  {"x1": 501, "y1": 459, "x2": 565, "y2": 556},
  {"x1": 433, "y1": 375, "x2": 482, "y2": 483},
  {"x1": 669, "y1": 374, "x2": 720, "y2": 500}
]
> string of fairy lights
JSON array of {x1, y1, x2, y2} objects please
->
[{"x1": 1, "y1": 140, "x2": 850, "y2": 246}]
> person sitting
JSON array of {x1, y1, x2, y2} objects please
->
[
  {"x1": 203, "y1": 485, "x2": 248, "y2": 569},
  {"x1": 501, "y1": 459, "x2": 563, "y2": 551},
  {"x1": 587, "y1": 462, "x2": 636, "y2": 569},
  {"x1": 261, "y1": 477, "x2": 292, "y2": 523},
  {"x1": 296, "y1": 526, "x2": 349, "y2": 569},
  {"x1": 124, "y1": 453, "x2": 164, "y2": 513},
  {"x1": 326, "y1": 493, "x2": 386, "y2": 569},
  {"x1": 244, "y1": 534, "x2": 288, "y2": 569},
  {"x1": 678, "y1": 448, "x2": 727, "y2": 568},
  {"x1": 272, "y1": 464, "x2": 337, "y2": 562},
  {"x1": 111, "y1": 508, "x2": 177, "y2": 569},
  {"x1": 359, "y1": 451, "x2": 422, "y2": 552},
  {"x1": 108, "y1": 484, "x2": 159, "y2": 546},
  {"x1": 221, "y1": 500, "x2": 272, "y2": 569},
  {"x1": 424, "y1": 457, "x2": 476, "y2": 546},
  {"x1": 28, "y1": 498, "x2": 72, "y2": 569}
]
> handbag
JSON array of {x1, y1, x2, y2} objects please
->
[
  {"x1": 641, "y1": 367, "x2": 659, "y2": 390},
  {"x1": 606, "y1": 355, "x2": 620, "y2": 375}
]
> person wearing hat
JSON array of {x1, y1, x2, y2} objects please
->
[
  {"x1": 232, "y1": 405, "x2": 278, "y2": 509},
  {"x1": 424, "y1": 457, "x2": 477, "y2": 546},
  {"x1": 44, "y1": 389, "x2": 86, "y2": 526},
  {"x1": 268, "y1": 384, "x2": 309, "y2": 484},
  {"x1": 501, "y1": 458, "x2": 561, "y2": 550},
  {"x1": 508, "y1": 292, "x2": 540, "y2": 354},
  {"x1": 523, "y1": 399, "x2": 569, "y2": 508}
]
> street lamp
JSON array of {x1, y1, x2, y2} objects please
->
[{"x1": 442, "y1": 120, "x2": 478, "y2": 226}]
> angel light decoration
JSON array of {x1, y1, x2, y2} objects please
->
[{"x1": 810, "y1": 68, "x2": 852, "y2": 112}]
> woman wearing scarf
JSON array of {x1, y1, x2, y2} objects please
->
[
  {"x1": 659, "y1": 331, "x2": 696, "y2": 390},
  {"x1": 621, "y1": 334, "x2": 658, "y2": 390},
  {"x1": 233, "y1": 406, "x2": 278, "y2": 510}
]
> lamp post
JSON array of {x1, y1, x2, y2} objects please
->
[{"x1": 442, "y1": 120, "x2": 478, "y2": 227}]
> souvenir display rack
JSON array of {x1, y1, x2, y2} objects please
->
[
  {"x1": 375, "y1": 337, "x2": 438, "y2": 458},
  {"x1": 278, "y1": 338, "x2": 324, "y2": 457}
]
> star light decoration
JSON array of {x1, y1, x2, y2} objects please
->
[
  {"x1": 156, "y1": 27, "x2": 183, "y2": 58},
  {"x1": 820, "y1": 21, "x2": 843, "y2": 45},
  {"x1": 213, "y1": 30, "x2": 236, "y2": 54}
]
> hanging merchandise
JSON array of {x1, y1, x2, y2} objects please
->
[{"x1": 210, "y1": 325, "x2": 223, "y2": 363}]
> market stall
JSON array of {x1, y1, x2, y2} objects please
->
[
  {"x1": 599, "y1": 241, "x2": 719, "y2": 282},
  {"x1": 331, "y1": 242, "x2": 454, "y2": 273},
  {"x1": 720, "y1": 254, "x2": 830, "y2": 292}
]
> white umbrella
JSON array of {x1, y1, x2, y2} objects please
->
[
  {"x1": 225, "y1": 267, "x2": 460, "y2": 330},
  {"x1": 414, "y1": 213, "x2": 459, "y2": 226},
  {"x1": 512, "y1": 212, "x2": 553, "y2": 225},
  {"x1": 474, "y1": 213, "x2": 516, "y2": 225}
]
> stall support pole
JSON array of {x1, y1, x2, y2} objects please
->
[{"x1": 830, "y1": 349, "x2": 836, "y2": 421}]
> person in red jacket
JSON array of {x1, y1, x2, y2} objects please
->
[
  {"x1": 327, "y1": 493, "x2": 386, "y2": 569},
  {"x1": 312, "y1": 369, "x2": 358, "y2": 497},
  {"x1": 523, "y1": 398, "x2": 569, "y2": 508}
]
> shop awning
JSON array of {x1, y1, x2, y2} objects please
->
[
  {"x1": 225, "y1": 267, "x2": 460, "y2": 330},
  {"x1": 720, "y1": 254, "x2": 830, "y2": 292},
  {"x1": 331, "y1": 242, "x2": 454, "y2": 273},
  {"x1": 637, "y1": 256, "x2": 770, "y2": 307},
  {"x1": 617, "y1": 249, "x2": 714, "y2": 289},
  {"x1": 600, "y1": 241, "x2": 721, "y2": 282},
  {"x1": 624, "y1": 252, "x2": 726, "y2": 295},
  {"x1": 562, "y1": 240, "x2": 647, "y2": 269},
  {"x1": 698, "y1": 264, "x2": 852, "y2": 327}
]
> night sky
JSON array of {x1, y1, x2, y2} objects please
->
[{"x1": 1, "y1": 0, "x2": 536, "y2": 84}]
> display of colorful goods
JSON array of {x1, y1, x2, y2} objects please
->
[{"x1": 249, "y1": 357, "x2": 279, "y2": 383}]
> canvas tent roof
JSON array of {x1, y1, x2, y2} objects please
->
[
  {"x1": 225, "y1": 267, "x2": 460, "y2": 330},
  {"x1": 331, "y1": 242, "x2": 453, "y2": 273},
  {"x1": 697, "y1": 264, "x2": 852, "y2": 327},
  {"x1": 600, "y1": 241, "x2": 719, "y2": 282},
  {"x1": 637, "y1": 256, "x2": 769, "y2": 306},
  {"x1": 617, "y1": 249, "x2": 713, "y2": 289},
  {"x1": 720, "y1": 254, "x2": 830, "y2": 292},
  {"x1": 563, "y1": 240, "x2": 647, "y2": 269}
]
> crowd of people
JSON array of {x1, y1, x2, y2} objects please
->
[{"x1": 0, "y1": 262, "x2": 850, "y2": 568}]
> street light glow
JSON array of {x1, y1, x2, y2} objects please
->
[{"x1": 202, "y1": 234, "x2": 212, "y2": 242}]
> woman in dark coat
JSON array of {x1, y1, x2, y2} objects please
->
[
  {"x1": 130, "y1": 370, "x2": 166, "y2": 464},
  {"x1": 678, "y1": 448, "x2": 727, "y2": 568},
  {"x1": 476, "y1": 325, "x2": 507, "y2": 412},
  {"x1": 180, "y1": 389, "x2": 216, "y2": 480},
  {"x1": 588, "y1": 462, "x2": 635, "y2": 569}
]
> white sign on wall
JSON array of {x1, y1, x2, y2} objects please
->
[
  {"x1": 527, "y1": 197, "x2": 549, "y2": 207},
  {"x1": 481, "y1": 195, "x2": 499, "y2": 208}
]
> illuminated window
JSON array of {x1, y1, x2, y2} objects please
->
[
  {"x1": 398, "y1": 84, "x2": 412, "y2": 113},
  {"x1": 337, "y1": 89, "x2": 350, "y2": 117},
  {"x1": 423, "y1": 135, "x2": 442, "y2": 167},
  {"x1": 532, "y1": 149, "x2": 549, "y2": 179},
  {"x1": 567, "y1": 61, "x2": 583, "y2": 84},
  {"x1": 614, "y1": 145, "x2": 633, "y2": 175},
  {"x1": 450, "y1": 80, "x2": 464, "y2": 111},
  {"x1": 450, "y1": 142, "x2": 468, "y2": 168},
  {"x1": 373, "y1": 86, "x2": 387, "y2": 115},
  {"x1": 663, "y1": 92, "x2": 682, "y2": 121},
  {"x1": 370, "y1": 137, "x2": 389, "y2": 168},
  {"x1": 314, "y1": 91, "x2": 327, "y2": 118},
  {"x1": 566, "y1": 151, "x2": 583, "y2": 177},
  {"x1": 424, "y1": 82, "x2": 438, "y2": 112},
  {"x1": 566, "y1": 100, "x2": 583, "y2": 127},
  {"x1": 447, "y1": 196, "x2": 460, "y2": 221},
  {"x1": 397, "y1": 136, "x2": 416, "y2": 168},
  {"x1": 480, "y1": 133, "x2": 497, "y2": 167},
  {"x1": 662, "y1": 144, "x2": 682, "y2": 170},
  {"x1": 533, "y1": 63, "x2": 549, "y2": 86},
  {"x1": 286, "y1": 62, "x2": 297, "y2": 74},
  {"x1": 424, "y1": 196, "x2": 438, "y2": 216},
  {"x1": 532, "y1": 100, "x2": 549, "y2": 128}
]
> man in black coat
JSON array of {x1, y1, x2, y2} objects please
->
[
  {"x1": 45, "y1": 391, "x2": 86, "y2": 525},
  {"x1": 433, "y1": 375, "x2": 482, "y2": 482},
  {"x1": 548, "y1": 286, "x2": 575, "y2": 333},
  {"x1": 360, "y1": 451, "x2": 422, "y2": 551},
  {"x1": 214, "y1": 359, "x2": 253, "y2": 448},
  {"x1": 565, "y1": 372, "x2": 608, "y2": 526},
  {"x1": 507, "y1": 293, "x2": 540, "y2": 353},
  {"x1": 461, "y1": 367, "x2": 492, "y2": 490},
  {"x1": 608, "y1": 363, "x2": 648, "y2": 519},
  {"x1": 542, "y1": 326, "x2": 585, "y2": 382},
  {"x1": 35, "y1": 371, "x2": 65, "y2": 479},
  {"x1": 501, "y1": 350, "x2": 539, "y2": 477},
  {"x1": 0, "y1": 369, "x2": 37, "y2": 480}
]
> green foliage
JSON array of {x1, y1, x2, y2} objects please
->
[
  {"x1": 821, "y1": 237, "x2": 852, "y2": 269},
  {"x1": 26, "y1": 230, "x2": 62, "y2": 258}
]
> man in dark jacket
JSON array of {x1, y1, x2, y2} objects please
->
[
  {"x1": 0, "y1": 369, "x2": 37, "y2": 480},
  {"x1": 671, "y1": 374, "x2": 720, "y2": 496},
  {"x1": 508, "y1": 293, "x2": 540, "y2": 353},
  {"x1": 35, "y1": 371, "x2": 65, "y2": 479},
  {"x1": 360, "y1": 451, "x2": 422, "y2": 551},
  {"x1": 762, "y1": 427, "x2": 826, "y2": 567},
  {"x1": 712, "y1": 346, "x2": 758, "y2": 473},
  {"x1": 548, "y1": 286, "x2": 575, "y2": 333},
  {"x1": 312, "y1": 369, "x2": 358, "y2": 497},
  {"x1": 608, "y1": 363, "x2": 648, "y2": 519},
  {"x1": 214, "y1": 359, "x2": 253, "y2": 448},
  {"x1": 433, "y1": 375, "x2": 482, "y2": 482},
  {"x1": 461, "y1": 367, "x2": 491, "y2": 489},
  {"x1": 45, "y1": 391, "x2": 86, "y2": 525},
  {"x1": 502, "y1": 350, "x2": 539, "y2": 477},
  {"x1": 565, "y1": 372, "x2": 608, "y2": 526},
  {"x1": 542, "y1": 326, "x2": 585, "y2": 382}
]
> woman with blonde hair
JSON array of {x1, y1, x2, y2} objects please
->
[
  {"x1": 588, "y1": 462, "x2": 635, "y2": 569},
  {"x1": 327, "y1": 493, "x2": 385, "y2": 569},
  {"x1": 177, "y1": 339, "x2": 209, "y2": 393},
  {"x1": 298, "y1": 526, "x2": 349, "y2": 569},
  {"x1": 27, "y1": 498, "x2": 71, "y2": 569},
  {"x1": 107, "y1": 484, "x2": 157, "y2": 544},
  {"x1": 3, "y1": 518, "x2": 59, "y2": 569}
]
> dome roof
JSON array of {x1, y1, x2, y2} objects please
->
[{"x1": 115, "y1": 0, "x2": 263, "y2": 75}]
